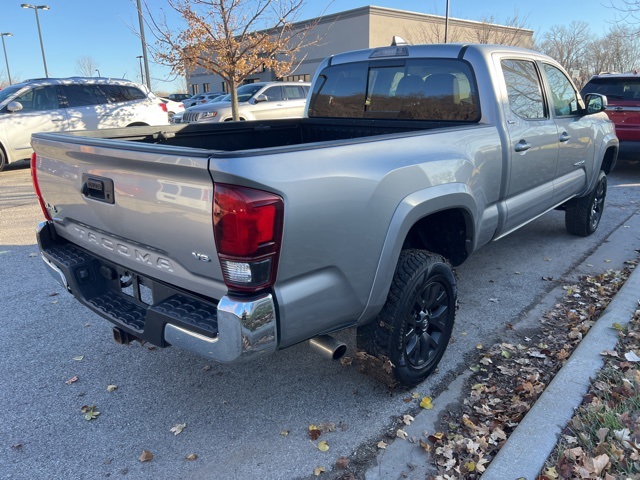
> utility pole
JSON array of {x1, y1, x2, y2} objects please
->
[
  {"x1": 0, "y1": 33, "x2": 12, "y2": 85},
  {"x1": 444, "y1": 0, "x2": 450, "y2": 43},
  {"x1": 136, "y1": 0, "x2": 152, "y2": 91}
]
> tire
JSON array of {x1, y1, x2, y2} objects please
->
[
  {"x1": 0, "y1": 147, "x2": 6, "y2": 172},
  {"x1": 565, "y1": 170, "x2": 607, "y2": 237},
  {"x1": 358, "y1": 249, "x2": 457, "y2": 387}
]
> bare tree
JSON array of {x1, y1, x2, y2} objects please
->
[
  {"x1": 474, "y1": 13, "x2": 531, "y2": 47},
  {"x1": 609, "y1": 0, "x2": 640, "y2": 32},
  {"x1": 403, "y1": 17, "x2": 463, "y2": 44},
  {"x1": 75, "y1": 56, "x2": 100, "y2": 77},
  {"x1": 537, "y1": 21, "x2": 592, "y2": 82},
  {"x1": 147, "y1": 0, "x2": 322, "y2": 121},
  {"x1": 404, "y1": 11, "x2": 530, "y2": 47}
]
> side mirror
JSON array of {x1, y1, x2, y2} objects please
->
[
  {"x1": 253, "y1": 94, "x2": 268, "y2": 104},
  {"x1": 7, "y1": 101, "x2": 23, "y2": 113},
  {"x1": 583, "y1": 93, "x2": 607, "y2": 114}
]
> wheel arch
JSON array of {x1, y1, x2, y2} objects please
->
[{"x1": 356, "y1": 185, "x2": 477, "y2": 326}]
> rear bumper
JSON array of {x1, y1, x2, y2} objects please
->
[
  {"x1": 36, "y1": 221, "x2": 277, "y2": 363},
  {"x1": 618, "y1": 141, "x2": 640, "y2": 161}
]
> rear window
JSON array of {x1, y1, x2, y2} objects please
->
[
  {"x1": 308, "y1": 59, "x2": 480, "y2": 121},
  {"x1": 582, "y1": 77, "x2": 640, "y2": 101}
]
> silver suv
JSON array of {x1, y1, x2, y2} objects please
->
[
  {"x1": 182, "y1": 82, "x2": 310, "y2": 123},
  {"x1": 0, "y1": 77, "x2": 169, "y2": 171}
]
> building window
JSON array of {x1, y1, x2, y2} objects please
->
[
  {"x1": 222, "y1": 82, "x2": 227, "y2": 93},
  {"x1": 203, "y1": 83, "x2": 210, "y2": 92},
  {"x1": 283, "y1": 74, "x2": 310, "y2": 83},
  {"x1": 191, "y1": 84, "x2": 199, "y2": 95}
]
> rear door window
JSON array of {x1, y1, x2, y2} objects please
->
[
  {"x1": 283, "y1": 85, "x2": 307, "y2": 100},
  {"x1": 63, "y1": 84, "x2": 107, "y2": 107},
  {"x1": 501, "y1": 59, "x2": 546, "y2": 119}
]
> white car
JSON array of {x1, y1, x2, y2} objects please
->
[
  {"x1": 182, "y1": 82, "x2": 310, "y2": 123},
  {"x1": 0, "y1": 77, "x2": 169, "y2": 171},
  {"x1": 160, "y1": 97, "x2": 185, "y2": 119}
]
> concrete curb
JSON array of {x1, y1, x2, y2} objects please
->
[{"x1": 482, "y1": 263, "x2": 640, "y2": 479}]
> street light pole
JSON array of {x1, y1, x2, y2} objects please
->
[
  {"x1": 95, "y1": 68, "x2": 101, "y2": 77},
  {"x1": 21, "y1": 4, "x2": 50, "y2": 78},
  {"x1": 136, "y1": 55, "x2": 144, "y2": 85},
  {"x1": 136, "y1": 0, "x2": 151, "y2": 91},
  {"x1": 0, "y1": 33, "x2": 12, "y2": 85},
  {"x1": 444, "y1": 0, "x2": 450, "y2": 43}
]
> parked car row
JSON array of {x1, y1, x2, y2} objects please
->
[
  {"x1": 0, "y1": 77, "x2": 169, "y2": 171},
  {"x1": 175, "y1": 82, "x2": 311, "y2": 124},
  {"x1": 581, "y1": 71, "x2": 640, "y2": 160}
]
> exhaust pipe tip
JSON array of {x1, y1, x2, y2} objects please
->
[
  {"x1": 309, "y1": 334, "x2": 347, "y2": 361},
  {"x1": 113, "y1": 327, "x2": 134, "y2": 345}
]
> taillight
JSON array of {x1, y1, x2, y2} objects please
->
[
  {"x1": 31, "y1": 152, "x2": 52, "y2": 221},
  {"x1": 213, "y1": 184, "x2": 284, "y2": 292},
  {"x1": 159, "y1": 102, "x2": 168, "y2": 112}
]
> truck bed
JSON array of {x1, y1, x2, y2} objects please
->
[{"x1": 60, "y1": 117, "x2": 475, "y2": 154}]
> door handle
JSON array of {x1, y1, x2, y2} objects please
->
[
  {"x1": 559, "y1": 132, "x2": 571, "y2": 143},
  {"x1": 514, "y1": 140, "x2": 531, "y2": 153}
]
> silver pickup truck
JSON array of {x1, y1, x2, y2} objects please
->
[{"x1": 32, "y1": 43, "x2": 618, "y2": 387}]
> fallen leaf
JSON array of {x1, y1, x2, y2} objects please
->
[
  {"x1": 420, "y1": 397, "x2": 433, "y2": 409},
  {"x1": 170, "y1": 423, "x2": 186, "y2": 435},
  {"x1": 335, "y1": 456, "x2": 349, "y2": 469},
  {"x1": 625, "y1": 351, "x2": 640, "y2": 362},
  {"x1": 403, "y1": 414, "x2": 414, "y2": 425},
  {"x1": 317, "y1": 440, "x2": 329, "y2": 452},
  {"x1": 73, "y1": 356, "x2": 84, "y2": 361},
  {"x1": 309, "y1": 424, "x2": 322, "y2": 440},
  {"x1": 28, "y1": 252, "x2": 38, "y2": 258},
  {"x1": 476, "y1": 343, "x2": 483, "y2": 350},
  {"x1": 612, "y1": 323, "x2": 625, "y2": 331},
  {"x1": 280, "y1": 430, "x2": 289, "y2": 437},
  {"x1": 377, "y1": 441, "x2": 387, "y2": 449},
  {"x1": 313, "y1": 466, "x2": 325, "y2": 476},
  {"x1": 139, "y1": 450, "x2": 153, "y2": 462},
  {"x1": 65, "y1": 376, "x2": 79, "y2": 385},
  {"x1": 202, "y1": 365, "x2": 212, "y2": 371},
  {"x1": 81, "y1": 405, "x2": 100, "y2": 421},
  {"x1": 396, "y1": 429, "x2": 408, "y2": 440},
  {"x1": 106, "y1": 385, "x2": 117, "y2": 392},
  {"x1": 601, "y1": 350, "x2": 619, "y2": 358},
  {"x1": 185, "y1": 453, "x2": 197, "y2": 461}
]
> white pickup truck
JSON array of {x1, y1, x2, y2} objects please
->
[{"x1": 32, "y1": 43, "x2": 617, "y2": 386}]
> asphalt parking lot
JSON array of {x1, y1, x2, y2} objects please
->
[{"x1": 1, "y1": 159, "x2": 639, "y2": 479}]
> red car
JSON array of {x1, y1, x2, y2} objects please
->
[{"x1": 582, "y1": 72, "x2": 640, "y2": 160}]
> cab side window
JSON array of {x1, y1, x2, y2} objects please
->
[
  {"x1": 543, "y1": 64, "x2": 580, "y2": 116},
  {"x1": 502, "y1": 59, "x2": 546, "y2": 119}
]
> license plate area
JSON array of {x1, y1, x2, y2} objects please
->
[{"x1": 81, "y1": 173, "x2": 115, "y2": 204}]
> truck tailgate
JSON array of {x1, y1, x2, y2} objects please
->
[{"x1": 32, "y1": 133, "x2": 227, "y2": 301}]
